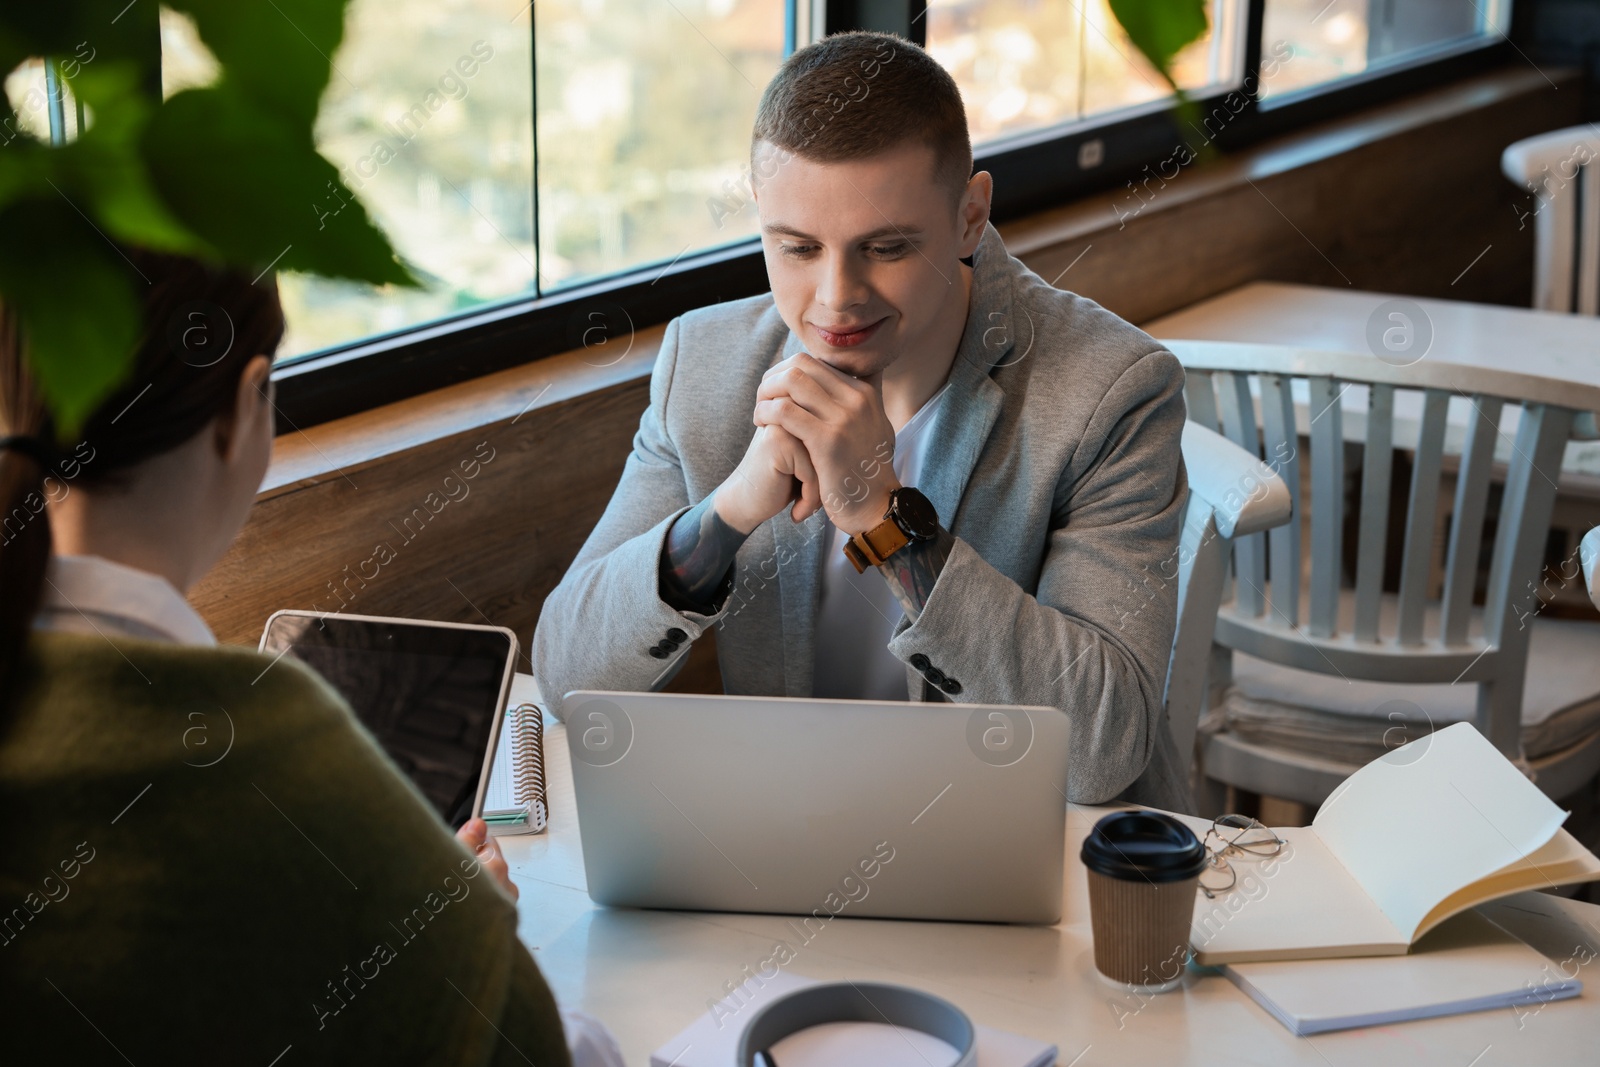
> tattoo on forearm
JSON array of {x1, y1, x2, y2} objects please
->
[
  {"x1": 878, "y1": 526, "x2": 953, "y2": 622},
  {"x1": 659, "y1": 495, "x2": 749, "y2": 613}
]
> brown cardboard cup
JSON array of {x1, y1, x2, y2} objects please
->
[{"x1": 1080, "y1": 812, "x2": 1206, "y2": 991}]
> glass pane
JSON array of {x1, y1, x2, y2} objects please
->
[
  {"x1": 281, "y1": 1, "x2": 535, "y2": 358},
  {"x1": 160, "y1": 3, "x2": 538, "y2": 359},
  {"x1": 535, "y1": 0, "x2": 787, "y2": 289},
  {"x1": 926, "y1": 0, "x2": 1246, "y2": 147},
  {"x1": 1260, "y1": 0, "x2": 1512, "y2": 101}
]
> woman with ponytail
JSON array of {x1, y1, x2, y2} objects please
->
[{"x1": 0, "y1": 251, "x2": 616, "y2": 1066}]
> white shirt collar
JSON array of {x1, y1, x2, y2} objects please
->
[{"x1": 34, "y1": 555, "x2": 217, "y2": 647}]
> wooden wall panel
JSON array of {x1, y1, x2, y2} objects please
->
[
  {"x1": 192, "y1": 371, "x2": 650, "y2": 656},
  {"x1": 191, "y1": 65, "x2": 1580, "y2": 699}
]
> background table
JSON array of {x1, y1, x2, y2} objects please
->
[
  {"x1": 498, "y1": 685, "x2": 1600, "y2": 1066},
  {"x1": 1144, "y1": 281, "x2": 1600, "y2": 477}
]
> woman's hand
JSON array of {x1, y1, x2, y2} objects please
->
[{"x1": 456, "y1": 817, "x2": 518, "y2": 901}]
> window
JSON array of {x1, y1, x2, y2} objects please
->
[
  {"x1": 535, "y1": 0, "x2": 787, "y2": 289},
  {"x1": 146, "y1": 0, "x2": 1516, "y2": 424},
  {"x1": 926, "y1": 0, "x2": 1247, "y2": 148},
  {"x1": 1260, "y1": 0, "x2": 1513, "y2": 101}
]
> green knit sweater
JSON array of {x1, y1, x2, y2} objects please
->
[{"x1": 0, "y1": 631, "x2": 572, "y2": 1067}]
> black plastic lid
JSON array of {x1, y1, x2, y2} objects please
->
[{"x1": 1080, "y1": 811, "x2": 1207, "y2": 883}]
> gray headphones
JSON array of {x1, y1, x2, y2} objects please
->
[{"x1": 736, "y1": 981, "x2": 977, "y2": 1067}]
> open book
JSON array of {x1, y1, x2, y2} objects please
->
[{"x1": 1190, "y1": 723, "x2": 1600, "y2": 965}]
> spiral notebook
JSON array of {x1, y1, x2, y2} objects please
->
[{"x1": 483, "y1": 702, "x2": 549, "y2": 837}]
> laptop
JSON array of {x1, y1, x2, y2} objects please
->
[
  {"x1": 563, "y1": 691, "x2": 1069, "y2": 924},
  {"x1": 259, "y1": 610, "x2": 518, "y2": 829}
]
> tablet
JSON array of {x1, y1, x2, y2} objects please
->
[{"x1": 259, "y1": 610, "x2": 517, "y2": 828}]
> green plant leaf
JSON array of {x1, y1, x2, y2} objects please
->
[
  {"x1": 143, "y1": 85, "x2": 415, "y2": 287},
  {"x1": 1107, "y1": 0, "x2": 1210, "y2": 91},
  {"x1": 168, "y1": 0, "x2": 346, "y2": 127},
  {"x1": 48, "y1": 63, "x2": 208, "y2": 255},
  {"x1": 0, "y1": 202, "x2": 141, "y2": 436}
]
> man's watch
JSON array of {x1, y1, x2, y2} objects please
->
[{"x1": 843, "y1": 487, "x2": 940, "y2": 573}]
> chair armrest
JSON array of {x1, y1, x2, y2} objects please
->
[
  {"x1": 1180, "y1": 421, "x2": 1292, "y2": 539},
  {"x1": 1582, "y1": 527, "x2": 1600, "y2": 611},
  {"x1": 1501, "y1": 125, "x2": 1600, "y2": 186}
]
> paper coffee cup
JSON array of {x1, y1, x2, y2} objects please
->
[{"x1": 1080, "y1": 811, "x2": 1205, "y2": 991}]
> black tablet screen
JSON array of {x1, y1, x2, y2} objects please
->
[{"x1": 261, "y1": 615, "x2": 511, "y2": 826}]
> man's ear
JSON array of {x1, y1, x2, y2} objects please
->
[
  {"x1": 958, "y1": 171, "x2": 993, "y2": 258},
  {"x1": 214, "y1": 355, "x2": 274, "y2": 464}
]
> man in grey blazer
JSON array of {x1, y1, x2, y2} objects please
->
[{"x1": 532, "y1": 32, "x2": 1190, "y2": 810}]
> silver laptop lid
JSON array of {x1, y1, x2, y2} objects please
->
[{"x1": 564, "y1": 692, "x2": 1068, "y2": 925}]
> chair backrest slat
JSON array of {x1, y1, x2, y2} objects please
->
[
  {"x1": 1168, "y1": 506, "x2": 1228, "y2": 765},
  {"x1": 1396, "y1": 389, "x2": 1450, "y2": 646},
  {"x1": 1185, "y1": 369, "x2": 1218, "y2": 431},
  {"x1": 1484, "y1": 403, "x2": 1574, "y2": 640},
  {"x1": 1216, "y1": 371, "x2": 1266, "y2": 616},
  {"x1": 1306, "y1": 376, "x2": 1344, "y2": 637},
  {"x1": 1258, "y1": 373, "x2": 1301, "y2": 626},
  {"x1": 1480, "y1": 403, "x2": 1573, "y2": 753},
  {"x1": 1440, "y1": 396, "x2": 1504, "y2": 645},
  {"x1": 1580, "y1": 162, "x2": 1600, "y2": 316},
  {"x1": 1353, "y1": 384, "x2": 1395, "y2": 642}
]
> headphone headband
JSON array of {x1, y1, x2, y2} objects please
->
[{"x1": 736, "y1": 981, "x2": 977, "y2": 1067}]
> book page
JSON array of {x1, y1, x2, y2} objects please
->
[
  {"x1": 483, "y1": 708, "x2": 521, "y2": 814},
  {"x1": 1414, "y1": 828, "x2": 1600, "y2": 938},
  {"x1": 1189, "y1": 826, "x2": 1405, "y2": 965},
  {"x1": 1311, "y1": 723, "x2": 1568, "y2": 942}
]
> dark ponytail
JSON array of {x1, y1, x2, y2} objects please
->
[
  {"x1": 0, "y1": 250, "x2": 286, "y2": 711},
  {"x1": 0, "y1": 301, "x2": 54, "y2": 710}
]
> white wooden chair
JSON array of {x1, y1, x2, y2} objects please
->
[
  {"x1": 1165, "y1": 422, "x2": 1293, "y2": 800},
  {"x1": 1502, "y1": 126, "x2": 1600, "y2": 315},
  {"x1": 1169, "y1": 340, "x2": 1600, "y2": 812}
]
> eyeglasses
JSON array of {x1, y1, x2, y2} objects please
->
[{"x1": 1197, "y1": 814, "x2": 1285, "y2": 899}]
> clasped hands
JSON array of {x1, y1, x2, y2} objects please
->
[{"x1": 714, "y1": 352, "x2": 899, "y2": 538}]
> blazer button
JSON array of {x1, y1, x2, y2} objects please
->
[
  {"x1": 924, "y1": 666, "x2": 946, "y2": 687},
  {"x1": 940, "y1": 677, "x2": 963, "y2": 696},
  {"x1": 666, "y1": 627, "x2": 687, "y2": 644},
  {"x1": 648, "y1": 644, "x2": 668, "y2": 659},
  {"x1": 909, "y1": 653, "x2": 931, "y2": 671}
]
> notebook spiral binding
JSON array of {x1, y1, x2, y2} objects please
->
[{"x1": 508, "y1": 703, "x2": 549, "y2": 833}]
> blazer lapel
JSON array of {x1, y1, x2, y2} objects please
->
[
  {"x1": 920, "y1": 360, "x2": 1004, "y2": 534},
  {"x1": 919, "y1": 224, "x2": 1014, "y2": 532}
]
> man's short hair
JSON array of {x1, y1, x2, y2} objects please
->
[{"x1": 753, "y1": 31, "x2": 972, "y2": 200}]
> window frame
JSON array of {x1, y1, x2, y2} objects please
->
[{"x1": 269, "y1": 0, "x2": 1515, "y2": 431}]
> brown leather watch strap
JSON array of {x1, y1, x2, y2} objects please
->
[{"x1": 843, "y1": 515, "x2": 913, "y2": 573}]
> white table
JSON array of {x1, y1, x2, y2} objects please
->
[
  {"x1": 1144, "y1": 282, "x2": 1600, "y2": 477},
  {"x1": 499, "y1": 692, "x2": 1600, "y2": 1066}
]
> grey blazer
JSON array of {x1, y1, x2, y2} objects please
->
[{"x1": 532, "y1": 223, "x2": 1192, "y2": 810}]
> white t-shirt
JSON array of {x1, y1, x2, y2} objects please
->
[{"x1": 812, "y1": 384, "x2": 950, "y2": 700}]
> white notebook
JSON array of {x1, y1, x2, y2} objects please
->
[
  {"x1": 482, "y1": 702, "x2": 548, "y2": 837},
  {"x1": 1190, "y1": 723, "x2": 1600, "y2": 965},
  {"x1": 1224, "y1": 910, "x2": 1581, "y2": 1035},
  {"x1": 650, "y1": 970, "x2": 1056, "y2": 1067}
]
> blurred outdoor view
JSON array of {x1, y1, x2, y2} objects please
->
[
  {"x1": 1260, "y1": 0, "x2": 1512, "y2": 99},
  {"x1": 152, "y1": 0, "x2": 1507, "y2": 363},
  {"x1": 925, "y1": 0, "x2": 1246, "y2": 146}
]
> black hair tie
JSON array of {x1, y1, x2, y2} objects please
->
[{"x1": 0, "y1": 435, "x2": 63, "y2": 470}]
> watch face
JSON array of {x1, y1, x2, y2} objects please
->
[{"x1": 888, "y1": 488, "x2": 940, "y2": 541}]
